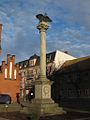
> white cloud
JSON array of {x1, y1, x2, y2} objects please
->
[{"x1": 0, "y1": 0, "x2": 90, "y2": 63}]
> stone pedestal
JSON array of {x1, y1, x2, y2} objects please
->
[
  {"x1": 31, "y1": 77, "x2": 65, "y2": 115},
  {"x1": 21, "y1": 77, "x2": 66, "y2": 115}
]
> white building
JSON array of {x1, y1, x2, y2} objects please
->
[{"x1": 53, "y1": 50, "x2": 76, "y2": 69}]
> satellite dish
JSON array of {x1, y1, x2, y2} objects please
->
[{"x1": 36, "y1": 13, "x2": 52, "y2": 22}]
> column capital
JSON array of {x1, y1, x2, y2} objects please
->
[{"x1": 37, "y1": 21, "x2": 48, "y2": 32}]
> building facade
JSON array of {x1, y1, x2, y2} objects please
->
[
  {"x1": 17, "y1": 50, "x2": 76, "y2": 100},
  {"x1": 51, "y1": 56, "x2": 90, "y2": 109},
  {"x1": 0, "y1": 54, "x2": 20, "y2": 102}
]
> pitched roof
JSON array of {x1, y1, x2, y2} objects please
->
[
  {"x1": 17, "y1": 59, "x2": 29, "y2": 69},
  {"x1": 46, "y1": 51, "x2": 56, "y2": 63},
  {"x1": 29, "y1": 54, "x2": 39, "y2": 60},
  {"x1": 57, "y1": 56, "x2": 90, "y2": 73},
  {"x1": 35, "y1": 51, "x2": 56, "y2": 65}
]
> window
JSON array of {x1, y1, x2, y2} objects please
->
[
  {"x1": 67, "y1": 74, "x2": 72, "y2": 83},
  {"x1": 29, "y1": 70, "x2": 33, "y2": 74},
  {"x1": 20, "y1": 63, "x2": 23, "y2": 68},
  {"x1": 9, "y1": 62, "x2": 12, "y2": 79},
  {"x1": 20, "y1": 66, "x2": 22, "y2": 69},
  {"x1": 24, "y1": 64, "x2": 26, "y2": 67},
  {"x1": 22, "y1": 71, "x2": 26, "y2": 77},
  {"x1": 77, "y1": 73, "x2": 81, "y2": 81},
  {"x1": 67, "y1": 89, "x2": 73, "y2": 97},
  {"x1": 46, "y1": 55, "x2": 51, "y2": 63},
  {"x1": 4, "y1": 68, "x2": 7, "y2": 79},
  {"x1": 14, "y1": 69, "x2": 16, "y2": 79},
  {"x1": 24, "y1": 62, "x2": 28, "y2": 67},
  {"x1": 29, "y1": 60, "x2": 34, "y2": 66},
  {"x1": 85, "y1": 89, "x2": 89, "y2": 96},
  {"x1": 78, "y1": 89, "x2": 81, "y2": 96},
  {"x1": 84, "y1": 72, "x2": 89, "y2": 81}
]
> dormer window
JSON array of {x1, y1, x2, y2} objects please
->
[
  {"x1": 24, "y1": 64, "x2": 27, "y2": 67},
  {"x1": 19, "y1": 63, "x2": 23, "y2": 69},
  {"x1": 20, "y1": 66, "x2": 22, "y2": 69},
  {"x1": 24, "y1": 61, "x2": 28, "y2": 68},
  {"x1": 46, "y1": 55, "x2": 51, "y2": 63},
  {"x1": 29, "y1": 60, "x2": 34, "y2": 66}
]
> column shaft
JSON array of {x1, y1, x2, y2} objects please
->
[{"x1": 40, "y1": 30, "x2": 46, "y2": 77}]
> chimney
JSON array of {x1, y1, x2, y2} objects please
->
[
  {"x1": 2, "y1": 60, "x2": 5, "y2": 65},
  {"x1": 1, "y1": 61, "x2": 5, "y2": 72},
  {"x1": 11, "y1": 55, "x2": 15, "y2": 65},
  {"x1": 7, "y1": 54, "x2": 11, "y2": 63},
  {"x1": 12, "y1": 55, "x2": 15, "y2": 61},
  {"x1": 64, "y1": 51, "x2": 68, "y2": 54}
]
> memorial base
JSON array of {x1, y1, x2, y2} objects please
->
[
  {"x1": 20, "y1": 98, "x2": 66, "y2": 116},
  {"x1": 20, "y1": 77, "x2": 66, "y2": 116}
]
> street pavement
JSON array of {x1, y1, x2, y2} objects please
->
[
  {"x1": 74, "y1": 117, "x2": 90, "y2": 120},
  {"x1": 0, "y1": 118, "x2": 9, "y2": 120}
]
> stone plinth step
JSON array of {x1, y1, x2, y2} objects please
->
[{"x1": 20, "y1": 99, "x2": 66, "y2": 116}]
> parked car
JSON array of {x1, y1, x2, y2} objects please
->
[{"x1": 0, "y1": 94, "x2": 11, "y2": 104}]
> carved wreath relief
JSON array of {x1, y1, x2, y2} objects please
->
[{"x1": 42, "y1": 85, "x2": 50, "y2": 98}]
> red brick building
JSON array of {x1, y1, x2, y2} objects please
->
[{"x1": 0, "y1": 54, "x2": 20, "y2": 102}]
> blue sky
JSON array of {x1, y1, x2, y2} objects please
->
[{"x1": 0, "y1": 0, "x2": 90, "y2": 63}]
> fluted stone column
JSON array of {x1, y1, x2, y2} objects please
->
[{"x1": 37, "y1": 21, "x2": 48, "y2": 78}]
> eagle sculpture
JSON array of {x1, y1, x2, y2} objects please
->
[{"x1": 36, "y1": 13, "x2": 52, "y2": 22}]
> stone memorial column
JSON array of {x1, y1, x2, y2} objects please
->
[
  {"x1": 37, "y1": 21, "x2": 48, "y2": 78},
  {"x1": 21, "y1": 14, "x2": 65, "y2": 115}
]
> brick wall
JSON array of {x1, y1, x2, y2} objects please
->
[{"x1": 0, "y1": 54, "x2": 20, "y2": 102}]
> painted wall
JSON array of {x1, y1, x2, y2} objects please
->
[{"x1": 54, "y1": 50, "x2": 76, "y2": 69}]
